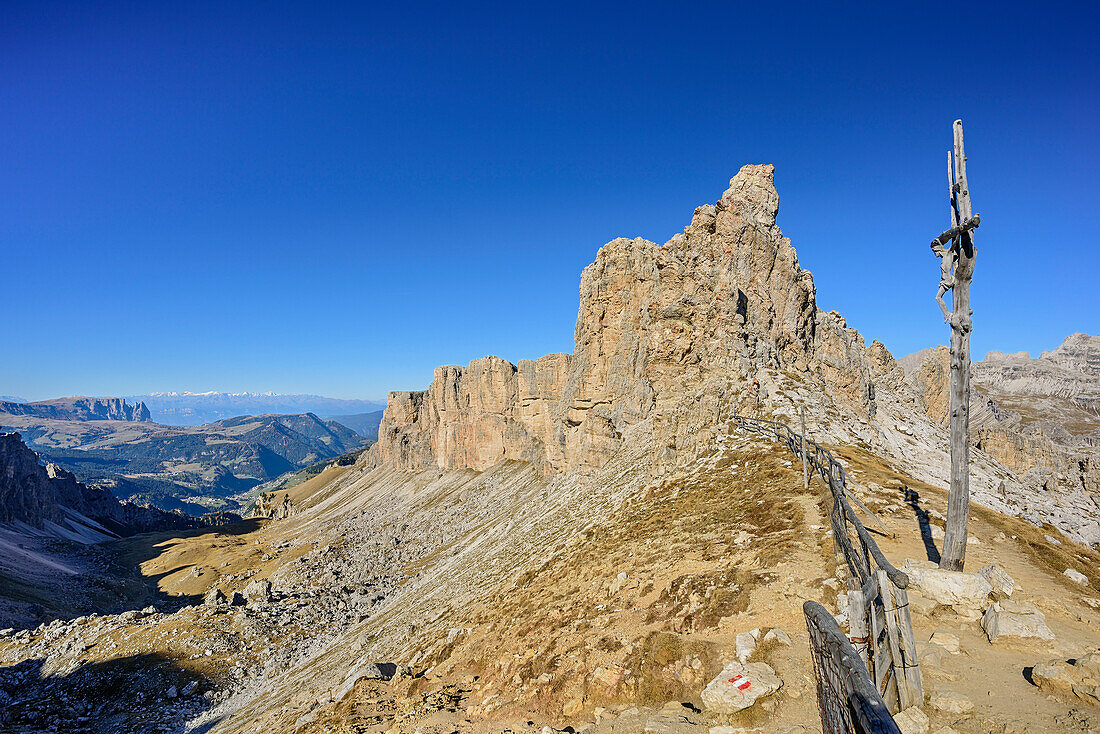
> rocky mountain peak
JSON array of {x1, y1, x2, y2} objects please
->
[
  {"x1": 0, "y1": 396, "x2": 152, "y2": 423},
  {"x1": 372, "y1": 167, "x2": 879, "y2": 475},
  {"x1": 721, "y1": 163, "x2": 780, "y2": 226},
  {"x1": 1040, "y1": 332, "x2": 1100, "y2": 376}
]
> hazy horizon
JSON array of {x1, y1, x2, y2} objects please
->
[
  {"x1": 3, "y1": 390, "x2": 388, "y2": 401},
  {"x1": 5, "y1": 329, "x2": 1091, "y2": 404}
]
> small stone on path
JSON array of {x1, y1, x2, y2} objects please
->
[
  {"x1": 929, "y1": 631, "x2": 960, "y2": 655},
  {"x1": 762, "y1": 627, "x2": 791, "y2": 646},
  {"x1": 929, "y1": 689, "x2": 973, "y2": 713},
  {"x1": 893, "y1": 706, "x2": 930, "y2": 734}
]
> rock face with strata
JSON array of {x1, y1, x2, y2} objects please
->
[
  {"x1": 902, "y1": 335, "x2": 1100, "y2": 520},
  {"x1": 371, "y1": 165, "x2": 878, "y2": 474}
]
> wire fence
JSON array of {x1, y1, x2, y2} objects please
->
[{"x1": 804, "y1": 600, "x2": 902, "y2": 734}]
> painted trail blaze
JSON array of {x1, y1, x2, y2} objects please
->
[{"x1": 727, "y1": 674, "x2": 752, "y2": 691}]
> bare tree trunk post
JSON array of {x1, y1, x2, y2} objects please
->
[
  {"x1": 936, "y1": 120, "x2": 978, "y2": 571},
  {"x1": 800, "y1": 407, "x2": 809, "y2": 491}
]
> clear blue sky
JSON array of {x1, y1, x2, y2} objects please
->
[{"x1": 3, "y1": 1, "x2": 1097, "y2": 401}]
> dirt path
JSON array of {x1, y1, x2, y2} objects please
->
[{"x1": 838, "y1": 445, "x2": 1100, "y2": 734}]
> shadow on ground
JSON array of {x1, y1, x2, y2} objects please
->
[
  {"x1": 0, "y1": 519, "x2": 262, "y2": 630},
  {"x1": 0, "y1": 653, "x2": 213, "y2": 733},
  {"x1": 903, "y1": 486, "x2": 941, "y2": 564}
]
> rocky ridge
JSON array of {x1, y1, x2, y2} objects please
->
[
  {"x1": 371, "y1": 165, "x2": 1099, "y2": 546},
  {"x1": 0, "y1": 397, "x2": 152, "y2": 423},
  {"x1": 371, "y1": 165, "x2": 877, "y2": 479}
]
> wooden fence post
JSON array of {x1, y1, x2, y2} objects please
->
[
  {"x1": 848, "y1": 577, "x2": 869, "y2": 668},
  {"x1": 800, "y1": 407, "x2": 810, "y2": 491}
]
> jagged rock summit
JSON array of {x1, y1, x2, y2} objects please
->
[
  {"x1": 368, "y1": 167, "x2": 1100, "y2": 547},
  {"x1": 372, "y1": 164, "x2": 878, "y2": 475},
  {"x1": 0, "y1": 396, "x2": 151, "y2": 422}
]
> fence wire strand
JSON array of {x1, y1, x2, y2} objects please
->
[{"x1": 804, "y1": 601, "x2": 902, "y2": 734}]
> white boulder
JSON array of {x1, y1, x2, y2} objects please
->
[
  {"x1": 701, "y1": 660, "x2": 782, "y2": 713},
  {"x1": 981, "y1": 599, "x2": 1055, "y2": 642},
  {"x1": 1064, "y1": 568, "x2": 1088, "y2": 585},
  {"x1": 903, "y1": 562, "x2": 992, "y2": 611},
  {"x1": 978, "y1": 564, "x2": 1015, "y2": 599},
  {"x1": 735, "y1": 628, "x2": 760, "y2": 661}
]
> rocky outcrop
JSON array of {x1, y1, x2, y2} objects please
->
[
  {"x1": 366, "y1": 170, "x2": 1099, "y2": 546},
  {"x1": 903, "y1": 336, "x2": 1100, "y2": 500},
  {"x1": 975, "y1": 334, "x2": 1100, "y2": 428},
  {"x1": 1040, "y1": 333, "x2": 1100, "y2": 376},
  {"x1": 253, "y1": 491, "x2": 296, "y2": 520},
  {"x1": 371, "y1": 165, "x2": 879, "y2": 474},
  {"x1": 0, "y1": 397, "x2": 151, "y2": 422},
  {"x1": 906, "y1": 345, "x2": 950, "y2": 424},
  {"x1": 0, "y1": 432, "x2": 194, "y2": 541}
]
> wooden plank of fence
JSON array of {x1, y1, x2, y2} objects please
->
[
  {"x1": 836, "y1": 486, "x2": 908, "y2": 588},
  {"x1": 869, "y1": 590, "x2": 888, "y2": 692},
  {"x1": 842, "y1": 486, "x2": 894, "y2": 538},
  {"x1": 893, "y1": 585, "x2": 923, "y2": 703},
  {"x1": 877, "y1": 570, "x2": 912, "y2": 711},
  {"x1": 847, "y1": 578, "x2": 869, "y2": 670},
  {"x1": 883, "y1": 666, "x2": 900, "y2": 716}
]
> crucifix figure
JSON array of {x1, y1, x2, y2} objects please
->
[
  {"x1": 930, "y1": 239, "x2": 957, "y2": 323},
  {"x1": 930, "y1": 214, "x2": 978, "y2": 331},
  {"x1": 929, "y1": 120, "x2": 980, "y2": 572}
]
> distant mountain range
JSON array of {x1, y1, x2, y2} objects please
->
[
  {"x1": 325, "y1": 410, "x2": 385, "y2": 441},
  {"x1": 0, "y1": 397, "x2": 371, "y2": 515},
  {"x1": 123, "y1": 392, "x2": 386, "y2": 426},
  {"x1": 0, "y1": 396, "x2": 151, "y2": 423},
  {"x1": 901, "y1": 332, "x2": 1100, "y2": 503}
]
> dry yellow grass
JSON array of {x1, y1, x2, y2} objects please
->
[
  {"x1": 833, "y1": 443, "x2": 1100, "y2": 593},
  {"x1": 397, "y1": 440, "x2": 825, "y2": 724}
]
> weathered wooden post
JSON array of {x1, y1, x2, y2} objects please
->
[
  {"x1": 929, "y1": 120, "x2": 980, "y2": 571},
  {"x1": 800, "y1": 407, "x2": 809, "y2": 490}
]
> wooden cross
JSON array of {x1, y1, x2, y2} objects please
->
[{"x1": 930, "y1": 120, "x2": 979, "y2": 571}]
